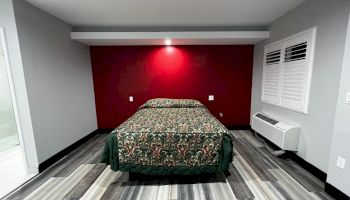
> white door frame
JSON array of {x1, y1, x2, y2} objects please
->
[{"x1": 0, "y1": 27, "x2": 39, "y2": 175}]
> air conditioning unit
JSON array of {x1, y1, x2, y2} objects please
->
[{"x1": 251, "y1": 113, "x2": 300, "y2": 151}]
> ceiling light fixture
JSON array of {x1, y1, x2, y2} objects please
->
[{"x1": 164, "y1": 39, "x2": 172, "y2": 46}]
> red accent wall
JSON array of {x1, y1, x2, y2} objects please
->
[{"x1": 90, "y1": 45, "x2": 253, "y2": 128}]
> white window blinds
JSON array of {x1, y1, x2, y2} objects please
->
[
  {"x1": 262, "y1": 28, "x2": 316, "y2": 114},
  {"x1": 262, "y1": 42, "x2": 283, "y2": 105}
]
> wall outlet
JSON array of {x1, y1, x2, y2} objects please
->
[
  {"x1": 336, "y1": 156, "x2": 346, "y2": 169},
  {"x1": 346, "y1": 92, "x2": 350, "y2": 104},
  {"x1": 208, "y1": 95, "x2": 214, "y2": 101},
  {"x1": 129, "y1": 96, "x2": 134, "y2": 102}
]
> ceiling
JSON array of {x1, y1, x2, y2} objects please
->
[{"x1": 25, "y1": 0, "x2": 306, "y2": 27}]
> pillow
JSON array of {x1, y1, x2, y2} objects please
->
[{"x1": 139, "y1": 98, "x2": 205, "y2": 109}]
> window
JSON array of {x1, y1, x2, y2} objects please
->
[{"x1": 262, "y1": 28, "x2": 316, "y2": 114}]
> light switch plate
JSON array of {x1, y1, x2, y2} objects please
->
[
  {"x1": 336, "y1": 156, "x2": 346, "y2": 169},
  {"x1": 129, "y1": 96, "x2": 134, "y2": 102},
  {"x1": 208, "y1": 95, "x2": 214, "y2": 101},
  {"x1": 346, "y1": 92, "x2": 350, "y2": 104}
]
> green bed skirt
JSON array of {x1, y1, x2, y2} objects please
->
[{"x1": 101, "y1": 133, "x2": 233, "y2": 175}]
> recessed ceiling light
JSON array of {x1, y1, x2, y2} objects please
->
[{"x1": 164, "y1": 39, "x2": 172, "y2": 46}]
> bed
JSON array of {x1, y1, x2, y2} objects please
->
[{"x1": 101, "y1": 98, "x2": 233, "y2": 175}]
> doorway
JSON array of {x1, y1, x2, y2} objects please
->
[{"x1": 0, "y1": 27, "x2": 31, "y2": 198}]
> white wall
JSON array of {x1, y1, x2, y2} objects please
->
[
  {"x1": 251, "y1": 0, "x2": 350, "y2": 172},
  {"x1": 327, "y1": 11, "x2": 350, "y2": 196},
  {"x1": 12, "y1": 0, "x2": 97, "y2": 163}
]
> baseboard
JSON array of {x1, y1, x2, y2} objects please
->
[
  {"x1": 97, "y1": 128, "x2": 114, "y2": 133},
  {"x1": 38, "y1": 128, "x2": 109, "y2": 172},
  {"x1": 284, "y1": 151, "x2": 327, "y2": 182},
  {"x1": 227, "y1": 125, "x2": 251, "y2": 130},
  {"x1": 325, "y1": 183, "x2": 350, "y2": 200}
]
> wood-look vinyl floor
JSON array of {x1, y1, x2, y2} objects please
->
[{"x1": 2, "y1": 130, "x2": 334, "y2": 200}]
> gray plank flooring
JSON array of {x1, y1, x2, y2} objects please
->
[{"x1": 2, "y1": 130, "x2": 334, "y2": 200}]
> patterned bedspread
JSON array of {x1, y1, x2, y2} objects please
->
[{"x1": 102, "y1": 98, "x2": 233, "y2": 175}]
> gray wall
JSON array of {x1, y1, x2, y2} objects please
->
[
  {"x1": 12, "y1": 0, "x2": 97, "y2": 163},
  {"x1": 327, "y1": 11, "x2": 350, "y2": 196},
  {"x1": 251, "y1": 0, "x2": 350, "y2": 172}
]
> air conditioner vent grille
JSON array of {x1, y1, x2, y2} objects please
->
[{"x1": 256, "y1": 113, "x2": 278, "y2": 125}]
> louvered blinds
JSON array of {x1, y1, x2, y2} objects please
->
[
  {"x1": 262, "y1": 42, "x2": 283, "y2": 105},
  {"x1": 284, "y1": 42, "x2": 307, "y2": 62},
  {"x1": 262, "y1": 28, "x2": 316, "y2": 114},
  {"x1": 266, "y1": 50, "x2": 281, "y2": 65}
]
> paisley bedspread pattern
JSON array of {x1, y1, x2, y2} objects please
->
[{"x1": 102, "y1": 98, "x2": 233, "y2": 174}]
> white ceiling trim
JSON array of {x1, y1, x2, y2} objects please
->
[{"x1": 71, "y1": 31, "x2": 270, "y2": 46}]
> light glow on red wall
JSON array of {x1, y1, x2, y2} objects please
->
[{"x1": 151, "y1": 46, "x2": 190, "y2": 75}]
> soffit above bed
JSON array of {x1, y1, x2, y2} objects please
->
[{"x1": 71, "y1": 30, "x2": 270, "y2": 46}]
